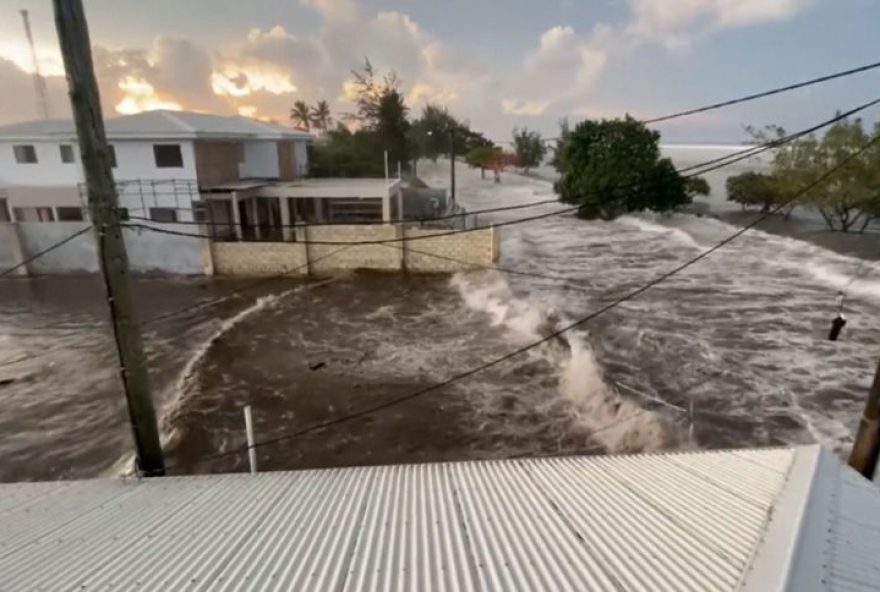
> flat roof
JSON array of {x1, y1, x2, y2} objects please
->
[
  {"x1": 254, "y1": 178, "x2": 401, "y2": 199},
  {"x1": 1, "y1": 446, "x2": 874, "y2": 590}
]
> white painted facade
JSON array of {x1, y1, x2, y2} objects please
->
[{"x1": 0, "y1": 111, "x2": 312, "y2": 224}]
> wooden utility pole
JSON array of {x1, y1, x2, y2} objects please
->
[
  {"x1": 53, "y1": 0, "x2": 165, "y2": 476},
  {"x1": 849, "y1": 359, "x2": 880, "y2": 480}
]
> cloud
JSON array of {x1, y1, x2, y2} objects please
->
[
  {"x1": 0, "y1": 0, "x2": 816, "y2": 138},
  {"x1": 502, "y1": 99, "x2": 550, "y2": 116},
  {"x1": 627, "y1": 0, "x2": 812, "y2": 47}
]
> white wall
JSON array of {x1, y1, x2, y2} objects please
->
[
  {"x1": 239, "y1": 141, "x2": 279, "y2": 179},
  {"x1": 111, "y1": 140, "x2": 197, "y2": 181},
  {"x1": 0, "y1": 141, "x2": 83, "y2": 186},
  {"x1": 0, "y1": 139, "x2": 199, "y2": 221},
  {"x1": 294, "y1": 141, "x2": 309, "y2": 176}
]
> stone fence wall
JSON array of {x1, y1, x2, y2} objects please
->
[
  {"x1": 211, "y1": 224, "x2": 498, "y2": 276},
  {"x1": 0, "y1": 222, "x2": 498, "y2": 277}
]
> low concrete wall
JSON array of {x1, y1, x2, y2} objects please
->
[
  {"x1": 1, "y1": 222, "x2": 211, "y2": 276},
  {"x1": 18, "y1": 222, "x2": 99, "y2": 275},
  {"x1": 122, "y1": 223, "x2": 209, "y2": 275},
  {"x1": 0, "y1": 223, "x2": 26, "y2": 275},
  {"x1": 209, "y1": 224, "x2": 497, "y2": 276}
]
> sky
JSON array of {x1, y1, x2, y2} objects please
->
[{"x1": 1, "y1": 0, "x2": 879, "y2": 143}]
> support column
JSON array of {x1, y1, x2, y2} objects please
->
[
  {"x1": 231, "y1": 192, "x2": 242, "y2": 240},
  {"x1": 314, "y1": 198, "x2": 324, "y2": 223},
  {"x1": 249, "y1": 197, "x2": 261, "y2": 240},
  {"x1": 280, "y1": 196, "x2": 292, "y2": 242},
  {"x1": 382, "y1": 194, "x2": 392, "y2": 223}
]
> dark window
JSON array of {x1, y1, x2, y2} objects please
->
[
  {"x1": 13, "y1": 207, "x2": 54, "y2": 222},
  {"x1": 149, "y1": 207, "x2": 178, "y2": 223},
  {"x1": 107, "y1": 145, "x2": 117, "y2": 168},
  {"x1": 56, "y1": 207, "x2": 84, "y2": 221},
  {"x1": 153, "y1": 144, "x2": 183, "y2": 168},
  {"x1": 117, "y1": 207, "x2": 130, "y2": 221},
  {"x1": 0, "y1": 198, "x2": 10, "y2": 222},
  {"x1": 13, "y1": 145, "x2": 37, "y2": 164},
  {"x1": 59, "y1": 144, "x2": 75, "y2": 163},
  {"x1": 192, "y1": 201, "x2": 207, "y2": 223}
]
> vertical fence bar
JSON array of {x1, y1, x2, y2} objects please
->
[
  {"x1": 244, "y1": 404, "x2": 257, "y2": 474},
  {"x1": 688, "y1": 397, "x2": 695, "y2": 445}
]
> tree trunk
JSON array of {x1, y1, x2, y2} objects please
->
[
  {"x1": 818, "y1": 207, "x2": 836, "y2": 230},
  {"x1": 480, "y1": 167, "x2": 485, "y2": 179}
]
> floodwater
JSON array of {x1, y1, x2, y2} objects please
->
[{"x1": 3, "y1": 148, "x2": 880, "y2": 481}]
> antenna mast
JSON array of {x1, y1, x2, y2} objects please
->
[{"x1": 20, "y1": 9, "x2": 51, "y2": 119}]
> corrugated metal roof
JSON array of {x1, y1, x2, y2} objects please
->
[
  {"x1": 0, "y1": 446, "x2": 876, "y2": 591},
  {"x1": 0, "y1": 110, "x2": 313, "y2": 142}
]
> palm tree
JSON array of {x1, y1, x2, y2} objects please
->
[
  {"x1": 290, "y1": 101, "x2": 311, "y2": 131},
  {"x1": 310, "y1": 100, "x2": 333, "y2": 133}
]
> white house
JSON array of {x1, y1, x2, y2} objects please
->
[
  {"x1": 0, "y1": 110, "x2": 313, "y2": 226},
  {"x1": 0, "y1": 110, "x2": 410, "y2": 242}
]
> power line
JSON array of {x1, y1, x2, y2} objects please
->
[
  {"x1": 644, "y1": 60, "x2": 880, "y2": 124},
  {"x1": 0, "y1": 225, "x2": 93, "y2": 278},
  {"x1": 120, "y1": 93, "x2": 880, "y2": 250},
  {"x1": 166, "y1": 132, "x2": 880, "y2": 472},
  {"x1": 678, "y1": 95, "x2": 880, "y2": 175}
]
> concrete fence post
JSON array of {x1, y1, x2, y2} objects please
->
[
  {"x1": 199, "y1": 224, "x2": 214, "y2": 276},
  {"x1": 398, "y1": 224, "x2": 407, "y2": 272},
  {"x1": 301, "y1": 224, "x2": 312, "y2": 276},
  {"x1": 490, "y1": 225, "x2": 500, "y2": 263}
]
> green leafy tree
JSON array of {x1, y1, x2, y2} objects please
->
[
  {"x1": 753, "y1": 117, "x2": 880, "y2": 231},
  {"x1": 290, "y1": 101, "x2": 311, "y2": 131},
  {"x1": 310, "y1": 100, "x2": 333, "y2": 133},
  {"x1": 550, "y1": 117, "x2": 572, "y2": 173},
  {"x1": 725, "y1": 172, "x2": 778, "y2": 212},
  {"x1": 555, "y1": 117, "x2": 695, "y2": 220},
  {"x1": 347, "y1": 59, "x2": 411, "y2": 171},
  {"x1": 685, "y1": 176, "x2": 711, "y2": 199},
  {"x1": 465, "y1": 145, "x2": 501, "y2": 179},
  {"x1": 512, "y1": 127, "x2": 547, "y2": 172}
]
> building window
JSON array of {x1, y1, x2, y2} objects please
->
[
  {"x1": 56, "y1": 207, "x2": 85, "y2": 221},
  {"x1": 59, "y1": 144, "x2": 75, "y2": 163},
  {"x1": 13, "y1": 145, "x2": 37, "y2": 164},
  {"x1": 107, "y1": 145, "x2": 117, "y2": 168},
  {"x1": 149, "y1": 207, "x2": 178, "y2": 223},
  {"x1": 117, "y1": 207, "x2": 130, "y2": 221},
  {"x1": 153, "y1": 144, "x2": 183, "y2": 168},
  {"x1": 192, "y1": 201, "x2": 207, "y2": 223},
  {"x1": 13, "y1": 207, "x2": 55, "y2": 222},
  {"x1": 0, "y1": 198, "x2": 10, "y2": 222}
]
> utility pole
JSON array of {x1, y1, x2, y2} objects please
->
[
  {"x1": 450, "y1": 126, "x2": 456, "y2": 206},
  {"x1": 53, "y1": 0, "x2": 165, "y2": 476},
  {"x1": 849, "y1": 359, "x2": 880, "y2": 480}
]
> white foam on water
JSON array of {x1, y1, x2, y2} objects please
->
[
  {"x1": 107, "y1": 285, "x2": 308, "y2": 477},
  {"x1": 450, "y1": 271, "x2": 670, "y2": 452},
  {"x1": 616, "y1": 214, "x2": 703, "y2": 249}
]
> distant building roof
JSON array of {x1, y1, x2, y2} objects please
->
[
  {"x1": 0, "y1": 445, "x2": 876, "y2": 590},
  {"x1": 0, "y1": 110, "x2": 313, "y2": 142}
]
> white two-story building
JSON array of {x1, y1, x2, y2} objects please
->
[{"x1": 0, "y1": 110, "x2": 405, "y2": 240}]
